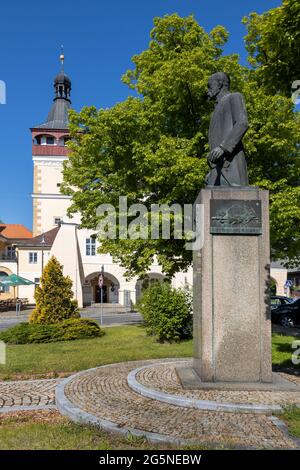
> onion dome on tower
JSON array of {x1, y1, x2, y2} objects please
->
[{"x1": 37, "y1": 48, "x2": 72, "y2": 129}]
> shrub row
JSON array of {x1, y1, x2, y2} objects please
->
[{"x1": 0, "y1": 318, "x2": 104, "y2": 344}]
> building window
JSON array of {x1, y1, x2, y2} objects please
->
[
  {"x1": 34, "y1": 278, "x2": 40, "y2": 290},
  {"x1": 57, "y1": 183, "x2": 61, "y2": 188},
  {"x1": 0, "y1": 271, "x2": 9, "y2": 293},
  {"x1": 29, "y1": 252, "x2": 38, "y2": 264},
  {"x1": 86, "y1": 237, "x2": 96, "y2": 256},
  {"x1": 54, "y1": 217, "x2": 62, "y2": 225},
  {"x1": 6, "y1": 246, "x2": 16, "y2": 260}
]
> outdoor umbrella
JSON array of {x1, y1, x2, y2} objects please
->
[{"x1": 0, "y1": 274, "x2": 34, "y2": 299}]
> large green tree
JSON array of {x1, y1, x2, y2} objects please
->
[
  {"x1": 243, "y1": 0, "x2": 300, "y2": 97},
  {"x1": 62, "y1": 13, "x2": 300, "y2": 278}
]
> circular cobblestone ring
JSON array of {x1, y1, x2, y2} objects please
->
[
  {"x1": 127, "y1": 360, "x2": 300, "y2": 414},
  {"x1": 55, "y1": 359, "x2": 300, "y2": 449}
]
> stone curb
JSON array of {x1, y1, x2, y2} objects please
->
[{"x1": 127, "y1": 361, "x2": 283, "y2": 415}]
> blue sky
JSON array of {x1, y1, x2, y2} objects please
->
[{"x1": 0, "y1": 0, "x2": 281, "y2": 230}]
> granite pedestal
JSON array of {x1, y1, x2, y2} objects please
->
[{"x1": 192, "y1": 187, "x2": 273, "y2": 385}]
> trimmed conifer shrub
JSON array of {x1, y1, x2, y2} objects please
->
[{"x1": 30, "y1": 256, "x2": 79, "y2": 324}]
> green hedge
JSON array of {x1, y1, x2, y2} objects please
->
[
  {"x1": 0, "y1": 318, "x2": 105, "y2": 344},
  {"x1": 137, "y1": 282, "x2": 193, "y2": 342}
]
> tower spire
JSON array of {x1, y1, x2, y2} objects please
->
[
  {"x1": 60, "y1": 45, "x2": 65, "y2": 72},
  {"x1": 34, "y1": 51, "x2": 71, "y2": 129}
]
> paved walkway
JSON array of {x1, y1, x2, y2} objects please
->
[
  {"x1": 1, "y1": 359, "x2": 300, "y2": 449},
  {"x1": 57, "y1": 359, "x2": 300, "y2": 449},
  {"x1": 0, "y1": 378, "x2": 58, "y2": 412}
]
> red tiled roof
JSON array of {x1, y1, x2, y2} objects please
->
[{"x1": 0, "y1": 224, "x2": 32, "y2": 239}]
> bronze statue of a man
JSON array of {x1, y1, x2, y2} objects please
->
[{"x1": 206, "y1": 72, "x2": 249, "y2": 187}]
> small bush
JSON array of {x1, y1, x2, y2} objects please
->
[
  {"x1": 137, "y1": 282, "x2": 192, "y2": 342},
  {"x1": 0, "y1": 318, "x2": 105, "y2": 344}
]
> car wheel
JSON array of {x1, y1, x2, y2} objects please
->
[{"x1": 280, "y1": 314, "x2": 295, "y2": 328}]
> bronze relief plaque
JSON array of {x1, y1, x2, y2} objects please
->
[{"x1": 210, "y1": 199, "x2": 262, "y2": 235}]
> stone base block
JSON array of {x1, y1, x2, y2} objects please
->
[{"x1": 176, "y1": 367, "x2": 299, "y2": 392}]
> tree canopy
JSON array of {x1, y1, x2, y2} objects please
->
[
  {"x1": 243, "y1": 0, "x2": 300, "y2": 97},
  {"x1": 62, "y1": 11, "x2": 300, "y2": 278}
]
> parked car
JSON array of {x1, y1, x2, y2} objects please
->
[
  {"x1": 271, "y1": 295, "x2": 293, "y2": 311},
  {"x1": 271, "y1": 297, "x2": 300, "y2": 327}
]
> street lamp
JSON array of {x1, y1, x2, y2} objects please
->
[
  {"x1": 40, "y1": 233, "x2": 46, "y2": 274},
  {"x1": 98, "y1": 265, "x2": 104, "y2": 325}
]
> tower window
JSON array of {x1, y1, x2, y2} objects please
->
[
  {"x1": 46, "y1": 136, "x2": 55, "y2": 145},
  {"x1": 58, "y1": 136, "x2": 70, "y2": 146}
]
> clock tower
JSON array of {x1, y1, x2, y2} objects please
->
[{"x1": 31, "y1": 53, "x2": 72, "y2": 235}]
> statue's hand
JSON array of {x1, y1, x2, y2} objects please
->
[{"x1": 209, "y1": 146, "x2": 225, "y2": 163}]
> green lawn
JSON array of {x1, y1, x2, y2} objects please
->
[
  {"x1": 0, "y1": 325, "x2": 298, "y2": 380},
  {"x1": 0, "y1": 413, "x2": 213, "y2": 450},
  {"x1": 272, "y1": 333, "x2": 300, "y2": 368},
  {"x1": 0, "y1": 325, "x2": 192, "y2": 380},
  {"x1": 280, "y1": 407, "x2": 300, "y2": 439}
]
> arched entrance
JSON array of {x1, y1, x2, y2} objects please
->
[
  {"x1": 135, "y1": 273, "x2": 168, "y2": 302},
  {"x1": 83, "y1": 272, "x2": 120, "y2": 305}
]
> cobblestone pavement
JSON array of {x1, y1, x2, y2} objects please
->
[
  {"x1": 0, "y1": 378, "x2": 58, "y2": 411},
  {"x1": 62, "y1": 360, "x2": 299, "y2": 449},
  {"x1": 135, "y1": 360, "x2": 300, "y2": 406}
]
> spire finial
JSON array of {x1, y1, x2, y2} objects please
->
[{"x1": 59, "y1": 45, "x2": 65, "y2": 71}]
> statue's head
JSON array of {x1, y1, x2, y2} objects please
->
[{"x1": 207, "y1": 72, "x2": 230, "y2": 100}]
